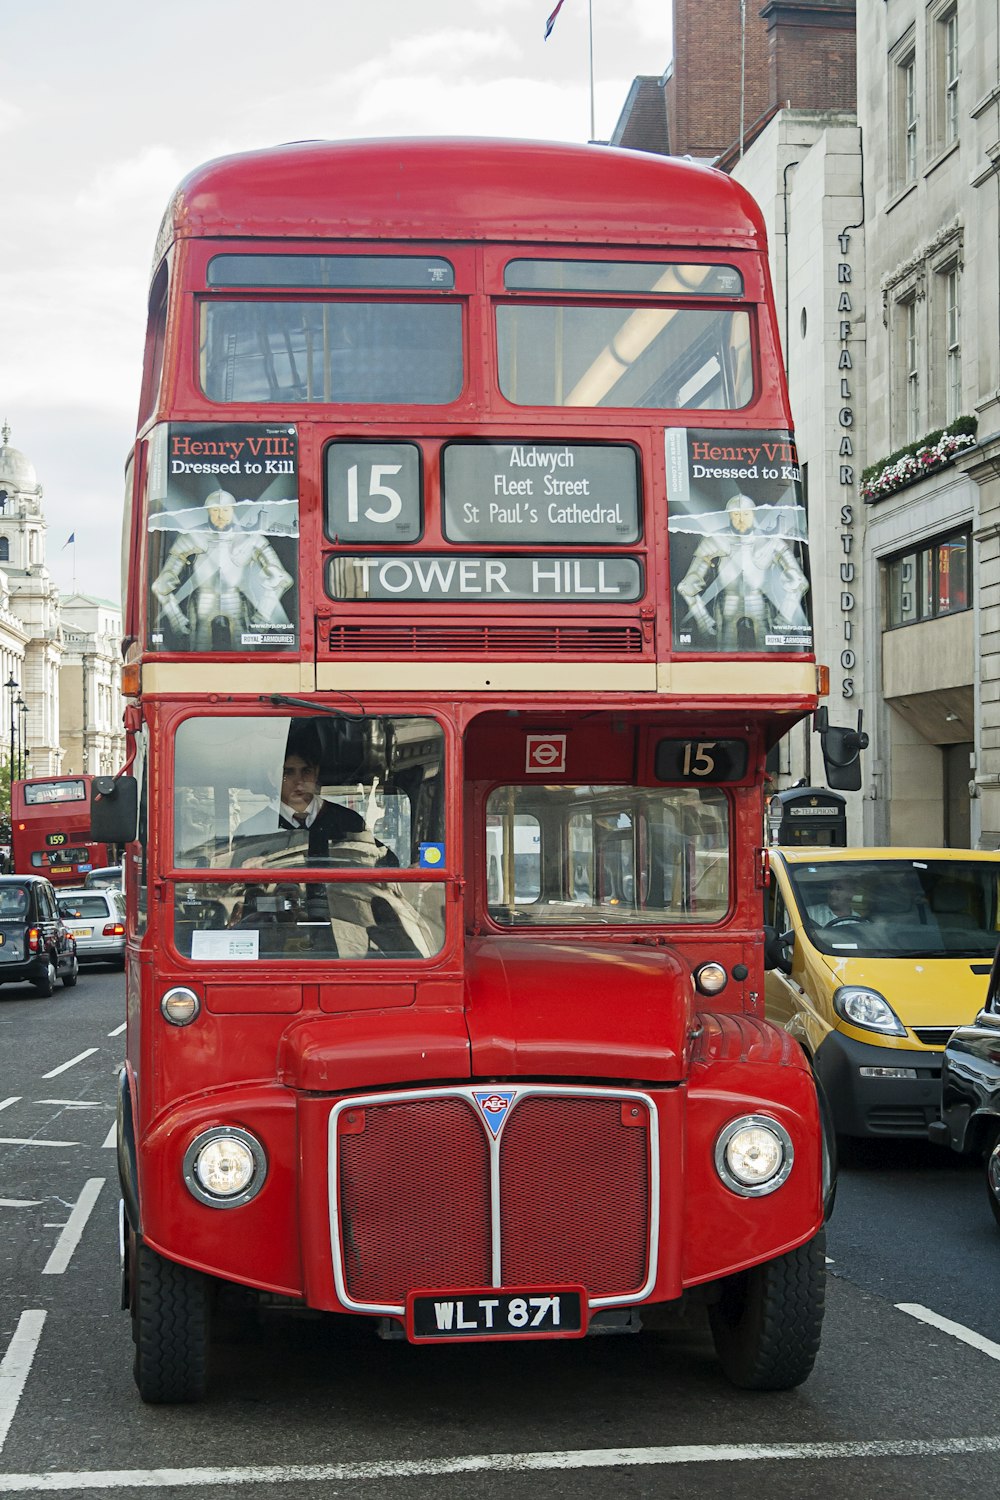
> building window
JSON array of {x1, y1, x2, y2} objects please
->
[
  {"x1": 0, "y1": 537, "x2": 9, "y2": 562},
  {"x1": 890, "y1": 31, "x2": 919, "y2": 191},
  {"x1": 945, "y1": 11, "x2": 959, "y2": 141},
  {"x1": 929, "y1": 1, "x2": 959, "y2": 154},
  {"x1": 944, "y1": 265, "x2": 961, "y2": 421},
  {"x1": 886, "y1": 529, "x2": 971, "y2": 628},
  {"x1": 903, "y1": 297, "x2": 920, "y2": 442}
]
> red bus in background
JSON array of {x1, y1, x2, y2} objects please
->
[
  {"x1": 104, "y1": 136, "x2": 840, "y2": 1406},
  {"x1": 11, "y1": 775, "x2": 111, "y2": 885}
]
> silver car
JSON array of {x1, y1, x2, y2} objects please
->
[{"x1": 57, "y1": 887, "x2": 126, "y2": 967}]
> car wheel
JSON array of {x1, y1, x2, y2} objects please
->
[
  {"x1": 33, "y1": 958, "x2": 56, "y2": 998},
  {"x1": 62, "y1": 955, "x2": 79, "y2": 989},
  {"x1": 132, "y1": 1239, "x2": 211, "y2": 1404},
  {"x1": 708, "y1": 1229, "x2": 826, "y2": 1390},
  {"x1": 986, "y1": 1131, "x2": 1000, "y2": 1231}
]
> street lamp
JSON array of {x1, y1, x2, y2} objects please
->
[
  {"x1": 4, "y1": 675, "x2": 17, "y2": 807},
  {"x1": 14, "y1": 697, "x2": 25, "y2": 780},
  {"x1": 17, "y1": 696, "x2": 27, "y2": 780}
]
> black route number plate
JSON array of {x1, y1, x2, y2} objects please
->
[{"x1": 408, "y1": 1286, "x2": 586, "y2": 1342}]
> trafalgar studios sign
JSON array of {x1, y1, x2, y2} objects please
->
[{"x1": 835, "y1": 231, "x2": 861, "y2": 702}]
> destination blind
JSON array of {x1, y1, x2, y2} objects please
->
[
  {"x1": 325, "y1": 440, "x2": 643, "y2": 602},
  {"x1": 327, "y1": 554, "x2": 642, "y2": 602}
]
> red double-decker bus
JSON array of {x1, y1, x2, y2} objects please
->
[
  {"x1": 11, "y1": 775, "x2": 112, "y2": 885},
  {"x1": 104, "y1": 137, "x2": 837, "y2": 1404}
]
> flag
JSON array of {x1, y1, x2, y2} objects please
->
[
  {"x1": 544, "y1": 0, "x2": 566, "y2": 39},
  {"x1": 63, "y1": 533, "x2": 75, "y2": 547}
]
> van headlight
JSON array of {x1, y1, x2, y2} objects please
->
[
  {"x1": 183, "y1": 1127, "x2": 266, "y2": 1208},
  {"x1": 833, "y1": 986, "x2": 906, "y2": 1036},
  {"x1": 715, "y1": 1115, "x2": 794, "y2": 1196}
]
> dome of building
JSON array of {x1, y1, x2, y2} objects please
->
[{"x1": 0, "y1": 423, "x2": 38, "y2": 492}]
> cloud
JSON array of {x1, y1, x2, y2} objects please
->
[
  {"x1": 0, "y1": 98, "x2": 22, "y2": 133},
  {"x1": 74, "y1": 145, "x2": 187, "y2": 218}
]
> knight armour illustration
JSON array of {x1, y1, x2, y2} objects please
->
[{"x1": 676, "y1": 493, "x2": 808, "y2": 651}]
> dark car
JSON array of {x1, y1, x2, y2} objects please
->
[
  {"x1": 931, "y1": 939, "x2": 1000, "y2": 1227},
  {"x1": 83, "y1": 865, "x2": 123, "y2": 890},
  {"x1": 0, "y1": 875, "x2": 79, "y2": 995}
]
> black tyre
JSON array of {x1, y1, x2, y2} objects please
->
[
  {"x1": 132, "y1": 1239, "x2": 211, "y2": 1403},
  {"x1": 708, "y1": 1230, "x2": 825, "y2": 1390},
  {"x1": 33, "y1": 958, "x2": 56, "y2": 998},
  {"x1": 986, "y1": 1131, "x2": 1000, "y2": 1231},
  {"x1": 62, "y1": 956, "x2": 79, "y2": 989}
]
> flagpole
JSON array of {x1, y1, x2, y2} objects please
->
[{"x1": 588, "y1": 0, "x2": 595, "y2": 140}]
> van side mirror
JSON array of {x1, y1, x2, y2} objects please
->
[
  {"x1": 986, "y1": 939, "x2": 1000, "y2": 1015},
  {"x1": 764, "y1": 923, "x2": 794, "y2": 975},
  {"x1": 91, "y1": 775, "x2": 138, "y2": 845}
]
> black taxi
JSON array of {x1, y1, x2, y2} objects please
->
[{"x1": 0, "y1": 875, "x2": 79, "y2": 995}]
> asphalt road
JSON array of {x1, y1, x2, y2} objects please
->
[{"x1": 1, "y1": 970, "x2": 999, "y2": 1499}]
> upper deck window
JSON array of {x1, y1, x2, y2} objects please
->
[
  {"x1": 504, "y1": 260, "x2": 743, "y2": 297},
  {"x1": 207, "y1": 255, "x2": 455, "y2": 289},
  {"x1": 200, "y1": 302, "x2": 463, "y2": 405},
  {"x1": 497, "y1": 305, "x2": 752, "y2": 409}
]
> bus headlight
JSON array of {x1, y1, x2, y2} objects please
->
[
  {"x1": 183, "y1": 1128, "x2": 266, "y2": 1208},
  {"x1": 714, "y1": 1115, "x2": 794, "y2": 1196},
  {"x1": 160, "y1": 987, "x2": 201, "y2": 1026}
]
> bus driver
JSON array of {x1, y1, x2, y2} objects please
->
[{"x1": 234, "y1": 724, "x2": 398, "y2": 867}]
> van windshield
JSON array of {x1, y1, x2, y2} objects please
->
[{"x1": 788, "y1": 859, "x2": 1000, "y2": 958}]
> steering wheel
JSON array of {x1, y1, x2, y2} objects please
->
[{"x1": 826, "y1": 914, "x2": 866, "y2": 927}]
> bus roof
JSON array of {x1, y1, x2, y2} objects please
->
[{"x1": 161, "y1": 137, "x2": 767, "y2": 255}]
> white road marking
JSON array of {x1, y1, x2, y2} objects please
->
[
  {"x1": 1, "y1": 1437, "x2": 1000, "y2": 1491},
  {"x1": 101, "y1": 1123, "x2": 115, "y2": 1149},
  {"x1": 896, "y1": 1303, "x2": 1000, "y2": 1361},
  {"x1": 0, "y1": 1140, "x2": 79, "y2": 1149},
  {"x1": 106, "y1": 1023, "x2": 125, "y2": 1038},
  {"x1": 0, "y1": 1099, "x2": 20, "y2": 1114},
  {"x1": 0, "y1": 1311, "x2": 46, "y2": 1457},
  {"x1": 41, "y1": 1050, "x2": 99, "y2": 1080},
  {"x1": 37, "y1": 1101, "x2": 105, "y2": 1110},
  {"x1": 0, "y1": 1201, "x2": 41, "y2": 1209},
  {"x1": 41, "y1": 1179, "x2": 105, "y2": 1276}
]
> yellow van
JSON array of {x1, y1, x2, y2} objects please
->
[{"x1": 764, "y1": 848, "x2": 1000, "y2": 1138}]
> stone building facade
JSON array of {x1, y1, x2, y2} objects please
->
[
  {"x1": 0, "y1": 424, "x2": 124, "y2": 788},
  {"x1": 857, "y1": 0, "x2": 996, "y2": 848},
  {"x1": 614, "y1": 0, "x2": 1000, "y2": 848}
]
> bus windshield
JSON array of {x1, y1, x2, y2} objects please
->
[
  {"x1": 788, "y1": 858, "x2": 1000, "y2": 958},
  {"x1": 486, "y1": 783, "x2": 730, "y2": 926},
  {"x1": 170, "y1": 714, "x2": 447, "y2": 962}
]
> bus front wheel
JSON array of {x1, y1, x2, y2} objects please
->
[
  {"x1": 708, "y1": 1230, "x2": 825, "y2": 1390},
  {"x1": 132, "y1": 1239, "x2": 211, "y2": 1403}
]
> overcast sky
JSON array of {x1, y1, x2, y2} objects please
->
[{"x1": 0, "y1": 0, "x2": 672, "y2": 605}]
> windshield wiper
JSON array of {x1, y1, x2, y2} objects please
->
[{"x1": 265, "y1": 693, "x2": 365, "y2": 720}]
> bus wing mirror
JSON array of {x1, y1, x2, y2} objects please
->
[
  {"x1": 91, "y1": 775, "x2": 138, "y2": 845},
  {"x1": 815, "y1": 707, "x2": 869, "y2": 793}
]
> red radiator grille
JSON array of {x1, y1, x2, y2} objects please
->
[
  {"x1": 338, "y1": 1098, "x2": 491, "y2": 1304},
  {"x1": 335, "y1": 1089, "x2": 652, "y2": 1309},
  {"x1": 322, "y1": 622, "x2": 645, "y2": 657},
  {"x1": 498, "y1": 1096, "x2": 649, "y2": 1296}
]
